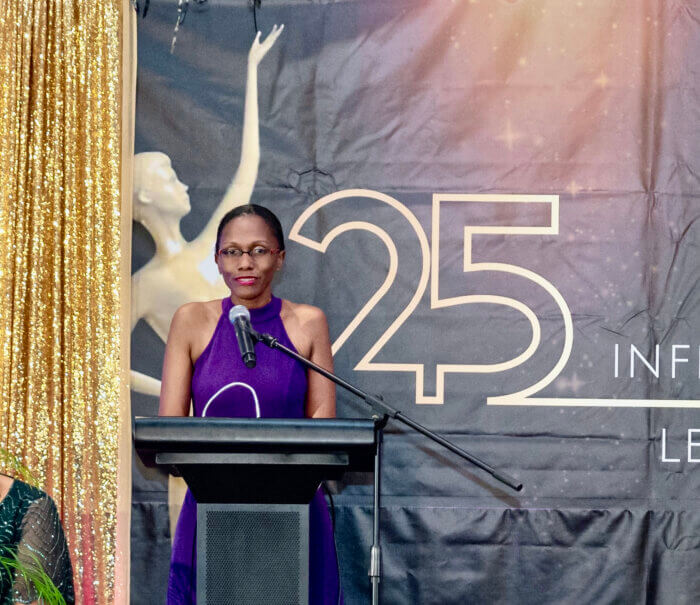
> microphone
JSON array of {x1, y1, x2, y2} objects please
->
[{"x1": 228, "y1": 305, "x2": 257, "y2": 368}]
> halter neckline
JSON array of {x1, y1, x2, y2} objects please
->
[{"x1": 223, "y1": 295, "x2": 281, "y2": 324}]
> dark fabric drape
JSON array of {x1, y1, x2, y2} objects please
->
[{"x1": 131, "y1": 1, "x2": 700, "y2": 602}]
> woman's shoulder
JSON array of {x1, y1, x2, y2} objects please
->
[
  {"x1": 171, "y1": 299, "x2": 224, "y2": 329},
  {"x1": 12, "y1": 479, "x2": 44, "y2": 501},
  {"x1": 280, "y1": 299, "x2": 328, "y2": 328},
  {"x1": 279, "y1": 300, "x2": 330, "y2": 358}
]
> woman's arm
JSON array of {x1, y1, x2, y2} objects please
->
[
  {"x1": 304, "y1": 308, "x2": 336, "y2": 419},
  {"x1": 159, "y1": 305, "x2": 196, "y2": 417},
  {"x1": 12, "y1": 495, "x2": 74, "y2": 605}
]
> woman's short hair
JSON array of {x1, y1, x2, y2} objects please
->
[{"x1": 215, "y1": 204, "x2": 285, "y2": 252}]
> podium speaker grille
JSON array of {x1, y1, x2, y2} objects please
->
[{"x1": 200, "y1": 505, "x2": 309, "y2": 604}]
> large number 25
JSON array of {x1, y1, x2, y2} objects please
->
[{"x1": 290, "y1": 189, "x2": 573, "y2": 405}]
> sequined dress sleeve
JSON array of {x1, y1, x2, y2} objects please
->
[{"x1": 0, "y1": 479, "x2": 74, "y2": 605}]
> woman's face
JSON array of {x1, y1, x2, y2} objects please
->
[{"x1": 215, "y1": 214, "x2": 285, "y2": 308}]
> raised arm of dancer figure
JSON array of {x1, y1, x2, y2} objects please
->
[{"x1": 192, "y1": 24, "x2": 285, "y2": 249}]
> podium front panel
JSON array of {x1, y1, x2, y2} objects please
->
[{"x1": 197, "y1": 503, "x2": 309, "y2": 605}]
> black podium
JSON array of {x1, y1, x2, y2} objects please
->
[{"x1": 134, "y1": 417, "x2": 377, "y2": 605}]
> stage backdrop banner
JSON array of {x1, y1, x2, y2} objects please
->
[{"x1": 131, "y1": 1, "x2": 700, "y2": 603}]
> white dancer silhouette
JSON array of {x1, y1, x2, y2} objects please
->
[{"x1": 131, "y1": 25, "x2": 284, "y2": 397}]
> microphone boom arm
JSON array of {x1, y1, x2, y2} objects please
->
[{"x1": 252, "y1": 330, "x2": 522, "y2": 492}]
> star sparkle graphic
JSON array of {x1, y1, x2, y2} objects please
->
[
  {"x1": 496, "y1": 118, "x2": 524, "y2": 151},
  {"x1": 566, "y1": 180, "x2": 582, "y2": 197},
  {"x1": 594, "y1": 71, "x2": 610, "y2": 88},
  {"x1": 555, "y1": 373, "x2": 585, "y2": 394}
]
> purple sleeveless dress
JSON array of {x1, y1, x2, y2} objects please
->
[{"x1": 167, "y1": 296, "x2": 342, "y2": 604}]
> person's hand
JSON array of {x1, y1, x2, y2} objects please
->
[{"x1": 248, "y1": 24, "x2": 284, "y2": 67}]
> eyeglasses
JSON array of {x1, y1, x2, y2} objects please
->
[{"x1": 217, "y1": 246, "x2": 280, "y2": 259}]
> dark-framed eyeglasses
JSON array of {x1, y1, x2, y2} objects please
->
[{"x1": 217, "y1": 246, "x2": 280, "y2": 259}]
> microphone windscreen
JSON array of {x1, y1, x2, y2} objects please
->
[{"x1": 229, "y1": 304, "x2": 251, "y2": 324}]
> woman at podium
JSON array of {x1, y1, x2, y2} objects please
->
[{"x1": 159, "y1": 204, "x2": 340, "y2": 604}]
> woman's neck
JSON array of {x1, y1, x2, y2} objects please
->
[
  {"x1": 230, "y1": 293, "x2": 273, "y2": 310},
  {"x1": 0, "y1": 474, "x2": 14, "y2": 504}
]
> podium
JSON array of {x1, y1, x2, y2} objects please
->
[{"x1": 134, "y1": 417, "x2": 377, "y2": 605}]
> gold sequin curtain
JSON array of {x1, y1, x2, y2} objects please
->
[{"x1": 0, "y1": 1, "x2": 133, "y2": 603}]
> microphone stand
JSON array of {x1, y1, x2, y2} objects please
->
[{"x1": 249, "y1": 328, "x2": 522, "y2": 605}]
